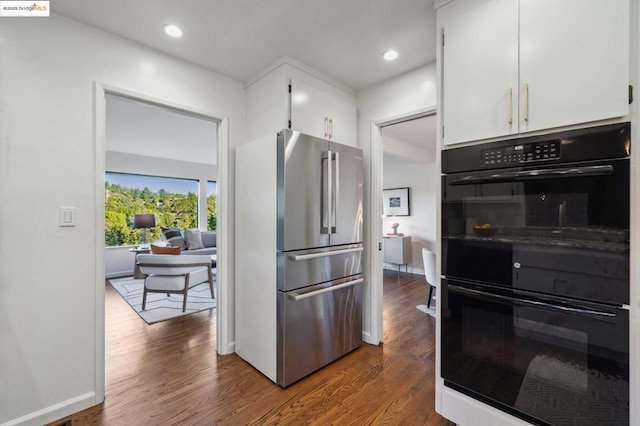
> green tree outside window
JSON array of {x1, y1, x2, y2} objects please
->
[{"x1": 105, "y1": 173, "x2": 201, "y2": 246}]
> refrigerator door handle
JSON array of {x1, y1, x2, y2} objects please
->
[
  {"x1": 287, "y1": 246, "x2": 364, "y2": 261},
  {"x1": 328, "y1": 150, "x2": 333, "y2": 234},
  {"x1": 332, "y1": 151, "x2": 339, "y2": 234},
  {"x1": 321, "y1": 151, "x2": 332, "y2": 234},
  {"x1": 287, "y1": 278, "x2": 364, "y2": 301}
]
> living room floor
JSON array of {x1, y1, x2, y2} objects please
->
[{"x1": 50, "y1": 272, "x2": 453, "y2": 425}]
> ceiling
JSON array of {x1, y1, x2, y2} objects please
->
[
  {"x1": 106, "y1": 94, "x2": 218, "y2": 165},
  {"x1": 51, "y1": 0, "x2": 436, "y2": 90},
  {"x1": 383, "y1": 115, "x2": 436, "y2": 148},
  {"x1": 382, "y1": 115, "x2": 437, "y2": 163}
]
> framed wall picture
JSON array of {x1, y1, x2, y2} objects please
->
[{"x1": 383, "y1": 187, "x2": 410, "y2": 216}]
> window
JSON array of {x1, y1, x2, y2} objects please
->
[
  {"x1": 105, "y1": 172, "x2": 198, "y2": 246},
  {"x1": 207, "y1": 181, "x2": 217, "y2": 231}
]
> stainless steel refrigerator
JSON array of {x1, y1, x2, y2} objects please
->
[{"x1": 236, "y1": 129, "x2": 363, "y2": 387}]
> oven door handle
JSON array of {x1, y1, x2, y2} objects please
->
[
  {"x1": 448, "y1": 284, "x2": 617, "y2": 323},
  {"x1": 448, "y1": 164, "x2": 614, "y2": 185}
]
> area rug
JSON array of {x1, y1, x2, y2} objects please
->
[
  {"x1": 109, "y1": 277, "x2": 216, "y2": 324},
  {"x1": 416, "y1": 304, "x2": 436, "y2": 318}
]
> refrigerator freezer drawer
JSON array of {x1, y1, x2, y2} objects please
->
[
  {"x1": 277, "y1": 277, "x2": 363, "y2": 387},
  {"x1": 278, "y1": 244, "x2": 363, "y2": 292}
]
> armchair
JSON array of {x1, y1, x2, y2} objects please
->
[{"x1": 136, "y1": 254, "x2": 215, "y2": 312}]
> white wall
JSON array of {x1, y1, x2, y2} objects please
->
[
  {"x1": 357, "y1": 64, "x2": 437, "y2": 343},
  {"x1": 0, "y1": 14, "x2": 243, "y2": 425},
  {"x1": 357, "y1": 64, "x2": 437, "y2": 129},
  {"x1": 382, "y1": 155, "x2": 438, "y2": 274}
]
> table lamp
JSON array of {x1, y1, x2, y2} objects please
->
[{"x1": 133, "y1": 214, "x2": 156, "y2": 247}]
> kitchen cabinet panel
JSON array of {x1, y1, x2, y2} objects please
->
[
  {"x1": 519, "y1": 0, "x2": 629, "y2": 133},
  {"x1": 441, "y1": 0, "x2": 629, "y2": 146},
  {"x1": 244, "y1": 68, "x2": 289, "y2": 142},
  {"x1": 245, "y1": 60, "x2": 356, "y2": 145},
  {"x1": 443, "y1": 0, "x2": 518, "y2": 145},
  {"x1": 291, "y1": 79, "x2": 356, "y2": 144}
]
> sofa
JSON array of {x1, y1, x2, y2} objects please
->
[{"x1": 160, "y1": 228, "x2": 217, "y2": 256}]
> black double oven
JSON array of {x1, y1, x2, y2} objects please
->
[{"x1": 441, "y1": 123, "x2": 630, "y2": 426}]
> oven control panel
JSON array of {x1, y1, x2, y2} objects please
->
[{"x1": 482, "y1": 141, "x2": 560, "y2": 166}]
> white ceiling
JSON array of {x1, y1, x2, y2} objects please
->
[
  {"x1": 51, "y1": 0, "x2": 436, "y2": 90},
  {"x1": 106, "y1": 94, "x2": 218, "y2": 165},
  {"x1": 382, "y1": 115, "x2": 437, "y2": 163},
  {"x1": 383, "y1": 115, "x2": 436, "y2": 148}
]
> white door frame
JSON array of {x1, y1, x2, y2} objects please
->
[
  {"x1": 93, "y1": 82, "x2": 232, "y2": 401},
  {"x1": 367, "y1": 107, "x2": 436, "y2": 345}
]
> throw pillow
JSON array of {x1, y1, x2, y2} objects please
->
[
  {"x1": 161, "y1": 227, "x2": 186, "y2": 249},
  {"x1": 201, "y1": 231, "x2": 217, "y2": 248},
  {"x1": 150, "y1": 244, "x2": 182, "y2": 255},
  {"x1": 184, "y1": 229, "x2": 205, "y2": 250}
]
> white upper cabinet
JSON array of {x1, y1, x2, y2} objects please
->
[
  {"x1": 443, "y1": 0, "x2": 518, "y2": 145},
  {"x1": 290, "y1": 79, "x2": 356, "y2": 144},
  {"x1": 519, "y1": 0, "x2": 629, "y2": 134},
  {"x1": 442, "y1": 0, "x2": 629, "y2": 146},
  {"x1": 244, "y1": 60, "x2": 357, "y2": 145}
]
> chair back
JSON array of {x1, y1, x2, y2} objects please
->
[
  {"x1": 136, "y1": 254, "x2": 211, "y2": 276},
  {"x1": 422, "y1": 248, "x2": 436, "y2": 286}
]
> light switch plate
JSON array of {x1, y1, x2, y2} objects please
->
[{"x1": 59, "y1": 207, "x2": 76, "y2": 227}]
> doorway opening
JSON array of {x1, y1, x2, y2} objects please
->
[
  {"x1": 381, "y1": 115, "x2": 437, "y2": 261},
  {"x1": 369, "y1": 111, "x2": 437, "y2": 344},
  {"x1": 94, "y1": 83, "x2": 229, "y2": 402},
  {"x1": 104, "y1": 93, "x2": 219, "y2": 277}
]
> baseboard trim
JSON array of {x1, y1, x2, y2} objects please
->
[
  {"x1": 362, "y1": 331, "x2": 379, "y2": 345},
  {"x1": 1, "y1": 392, "x2": 98, "y2": 426},
  {"x1": 105, "y1": 270, "x2": 132, "y2": 279}
]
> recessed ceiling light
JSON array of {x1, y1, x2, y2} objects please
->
[
  {"x1": 163, "y1": 24, "x2": 183, "y2": 38},
  {"x1": 382, "y1": 50, "x2": 399, "y2": 61}
]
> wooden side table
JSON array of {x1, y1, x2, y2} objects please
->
[{"x1": 129, "y1": 247, "x2": 151, "y2": 279}]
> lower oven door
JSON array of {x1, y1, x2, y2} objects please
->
[{"x1": 441, "y1": 279, "x2": 629, "y2": 426}]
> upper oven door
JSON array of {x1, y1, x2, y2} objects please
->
[
  {"x1": 443, "y1": 158, "x2": 630, "y2": 234},
  {"x1": 442, "y1": 158, "x2": 630, "y2": 304}
]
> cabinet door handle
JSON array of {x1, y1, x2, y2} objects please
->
[
  {"x1": 508, "y1": 88, "x2": 513, "y2": 124},
  {"x1": 523, "y1": 83, "x2": 529, "y2": 122},
  {"x1": 324, "y1": 117, "x2": 329, "y2": 138},
  {"x1": 329, "y1": 118, "x2": 333, "y2": 139}
]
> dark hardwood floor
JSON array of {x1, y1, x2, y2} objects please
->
[{"x1": 51, "y1": 271, "x2": 453, "y2": 425}]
